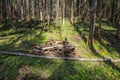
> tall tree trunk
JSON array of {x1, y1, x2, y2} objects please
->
[
  {"x1": 47, "y1": 0, "x2": 51, "y2": 29},
  {"x1": 2, "y1": 0, "x2": 7, "y2": 23},
  {"x1": 8, "y1": 0, "x2": 11, "y2": 19},
  {"x1": 117, "y1": 0, "x2": 120, "y2": 40},
  {"x1": 117, "y1": 16, "x2": 120, "y2": 40},
  {"x1": 12, "y1": 0, "x2": 16, "y2": 20},
  {"x1": 71, "y1": 0, "x2": 74, "y2": 24},
  {"x1": 0, "y1": 1, "x2": 1, "y2": 21},
  {"x1": 26, "y1": 0, "x2": 29, "y2": 20},
  {"x1": 87, "y1": 0, "x2": 97, "y2": 46},
  {"x1": 98, "y1": 17, "x2": 102, "y2": 42},
  {"x1": 97, "y1": 0, "x2": 102, "y2": 42},
  {"x1": 29, "y1": 0, "x2": 32, "y2": 19},
  {"x1": 116, "y1": 14, "x2": 120, "y2": 41},
  {"x1": 62, "y1": 0, "x2": 65, "y2": 24},
  {"x1": 40, "y1": 0, "x2": 43, "y2": 21},
  {"x1": 20, "y1": 0, "x2": 24, "y2": 20},
  {"x1": 24, "y1": 0, "x2": 27, "y2": 20},
  {"x1": 110, "y1": 0, "x2": 115, "y2": 22},
  {"x1": 31, "y1": 0, "x2": 35, "y2": 19},
  {"x1": 37, "y1": 0, "x2": 40, "y2": 20},
  {"x1": 56, "y1": 0, "x2": 59, "y2": 23}
]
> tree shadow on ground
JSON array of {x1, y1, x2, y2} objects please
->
[
  {"x1": 99, "y1": 29, "x2": 120, "y2": 54},
  {"x1": 90, "y1": 44, "x2": 120, "y2": 72},
  {"x1": 0, "y1": 54, "x2": 55, "y2": 80},
  {"x1": 94, "y1": 24, "x2": 120, "y2": 55},
  {"x1": 49, "y1": 21, "x2": 63, "y2": 40},
  {"x1": 0, "y1": 26, "x2": 45, "y2": 51},
  {"x1": 48, "y1": 60, "x2": 99, "y2": 80},
  {"x1": 0, "y1": 19, "x2": 43, "y2": 35},
  {"x1": 0, "y1": 46, "x2": 120, "y2": 80},
  {"x1": 0, "y1": 30, "x2": 45, "y2": 51},
  {"x1": 74, "y1": 20, "x2": 119, "y2": 54},
  {"x1": 73, "y1": 21, "x2": 89, "y2": 43},
  {"x1": 73, "y1": 21, "x2": 120, "y2": 73},
  {"x1": 47, "y1": 58, "x2": 120, "y2": 80},
  {"x1": 48, "y1": 60, "x2": 76, "y2": 80},
  {"x1": 89, "y1": 45, "x2": 103, "y2": 58},
  {"x1": 96, "y1": 21, "x2": 120, "y2": 52},
  {"x1": 0, "y1": 18, "x2": 48, "y2": 51},
  {"x1": 101, "y1": 20, "x2": 117, "y2": 28},
  {"x1": 0, "y1": 31, "x2": 29, "y2": 51}
]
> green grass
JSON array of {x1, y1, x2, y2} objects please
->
[
  {"x1": 0, "y1": 20, "x2": 120, "y2": 79},
  {"x1": 0, "y1": 20, "x2": 120, "y2": 58},
  {"x1": 0, "y1": 54, "x2": 120, "y2": 80}
]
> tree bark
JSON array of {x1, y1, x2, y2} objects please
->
[
  {"x1": 97, "y1": 0, "x2": 103, "y2": 42},
  {"x1": 0, "y1": 0, "x2": 2, "y2": 21},
  {"x1": 87, "y1": 0, "x2": 97, "y2": 46},
  {"x1": 71, "y1": 0, "x2": 74, "y2": 24},
  {"x1": 98, "y1": 17, "x2": 102, "y2": 42},
  {"x1": 56, "y1": 0, "x2": 59, "y2": 23},
  {"x1": 20, "y1": 0, "x2": 24, "y2": 20},
  {"x1": 47, "y1": 0, "x2": 51, "y2": 29},
  {"x1": 62, "y1": 0, "x2": 65, "y2": 24},
  {"x1": 2, "y1": 0, "x2": 7, "y2": 23},
  {"x1": 117, "y1": 16, "x2": 120, "y2": 40},
  {"x1": 117, "y1": 0, "x2": 120, "y2": 40},
  {"x1": 26, "y1": 0, "x2": 29, "y2": 20}
]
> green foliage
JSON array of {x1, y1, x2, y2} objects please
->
[{"x1": 0, "y1": 54, "x2": 120, "y2": 80}]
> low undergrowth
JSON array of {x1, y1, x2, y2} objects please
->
[
  {"x1": 0, "y1": 54, "x2": 120, "y2": 80},
  {"x1": 0, "y1": 20, "x2": 120, "y2": 79},
  {"x1": 0, "y1": 20, "x2": 119, "y2": 59}
]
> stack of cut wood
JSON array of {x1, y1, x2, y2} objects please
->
[{"x1": 28, "y1": 38, "x2": 76, "y2": 57}]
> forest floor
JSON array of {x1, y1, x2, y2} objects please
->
[{"x1": 0, "y1": 20, "x2": 120, "y2": 79}]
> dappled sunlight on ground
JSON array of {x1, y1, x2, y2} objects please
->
[
  {"x1": 0, "y1": 20, "x2": 120, "y2": 58},
  {"x1": 0, "y1": 54, "x2": 120, "y2": 80}
]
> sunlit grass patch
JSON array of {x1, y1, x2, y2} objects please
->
[
  {"x1": 0, "y1": 20, "x2": 120, "y2": 59},
  {"x1": 1, "y1": 54, "x2": 120, "y2": 80}
]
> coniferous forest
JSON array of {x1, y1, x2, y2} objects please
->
[{"x1": 0, "y1": 0, "x2": 120, "y2": 80}]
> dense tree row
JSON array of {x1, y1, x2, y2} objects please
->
[{"x1": 0, "y1": 0, "x2": 120, "y2": 46}]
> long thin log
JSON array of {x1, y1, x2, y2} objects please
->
[
  {"x1": 32, "y1": 44, "x2": 74, "y2": 50},
  {"x1": 42, "y1": 45, "x2": 63, "y2": 50},
  {"x1": 42, "y1": 44, "x2": 73, "y2": 50},
  {"x1": 0, "y1": 51, "x2": 120, "y2": 62}
]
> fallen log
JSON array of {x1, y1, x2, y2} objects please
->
[
  {"x1": 41, "y1": 44, "x2": 74, "y2": 50},
  {"x1": 29, "y1": 38, "x2": 75, "y2": 56},
  {"x1": 0, "y1": 51, "x2": 120, "y2": 62},
  {"x1": 29, "y1": 44, "x2": 75, "y2": 57}
]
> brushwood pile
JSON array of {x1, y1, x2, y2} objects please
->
[{"x1": 28, "y1": 38, "x2": 76, "y2": 57}]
